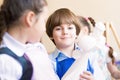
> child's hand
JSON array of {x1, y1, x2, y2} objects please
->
[{"x1": 80, "y1": 71, "x2": 94, "y2": 80}]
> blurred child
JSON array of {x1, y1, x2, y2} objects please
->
[
  {"x1": 0, "y1": 0, "x2": 59, "y2": 80},
  {"x1": 77, "y1": 16, "x2": 120, "y2": 80}
]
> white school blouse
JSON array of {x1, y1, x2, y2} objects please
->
[{"x1": 0, "y1": 32, "x2": 59, "y2": 80}]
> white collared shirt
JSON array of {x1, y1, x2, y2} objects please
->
[{"x1": 0, "y1": 32, "x2": 59, "y2": 80}]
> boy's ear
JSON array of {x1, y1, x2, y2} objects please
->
[{"x1": 25, "y1": 11, "x2": 36, "y2": 27}]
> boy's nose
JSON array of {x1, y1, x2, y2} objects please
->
[{"x1": 62, "y1": 29, "x2": 68, "y2": 35}]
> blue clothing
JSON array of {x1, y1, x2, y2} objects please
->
[
  {"x1": 49, "y1": 44, "x2": 94, "y2": 79},
  {"x1": 87, "y1": 59, "x2": 94, "y2": 74},
  {"x1": 116, "y1": 60, "x2": 120, "y2": 70},
  {"x1": 56, "y1": 52, "x2": 75, "y2": 79}
]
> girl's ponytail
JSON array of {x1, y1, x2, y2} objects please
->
[{"x1": 0, "y1": 8, "x2": 7, "y2": 44}]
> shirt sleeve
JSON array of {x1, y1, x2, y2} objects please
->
[{"x1": 0, "y1": 54, "x2": 22, "y2": 80}]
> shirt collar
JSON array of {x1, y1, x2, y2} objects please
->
[
  {"x1": 1, "y1": 32, "x2": 28, "y2": 56},
  {"x1": 74, "y1": 43, "x2": 80, "y2": 50},
  {"x1": 53, "y1": 49, "x2": 69, "y2": 61},
  {"x1": 50, "y1": 44, "x2": 81, "y2": 61}
]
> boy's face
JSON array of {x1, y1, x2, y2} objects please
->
[{"x1": 52, "y1": 23, "x2": 77, "y2": 48}]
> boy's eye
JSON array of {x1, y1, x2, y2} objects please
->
[
  {"x1": 68, "y1": 26, "x2": 73, "y2": 29},
  {"x1": 55, "y1": 27, "x2": 61, "y2": 30}
]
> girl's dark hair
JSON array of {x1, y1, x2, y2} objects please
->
[
  {"x1": 77, "y1": 16, "x2": 91, "y2": 34},
  {"x1": 108, "y1": 46, "x2": 115, "y2": 64},
  {"x1": 0, "y1": 0, "x2": 47, "y2": 43},
  {"x1": 88, "y1": 17, "x2": 96, "y2": 27},
  {"x1": 46, "y1": 8, "x2": 81, "y2": 44}
]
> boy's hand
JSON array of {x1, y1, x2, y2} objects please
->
[{"x1": 80, "y1": 71, "x2": 94, "y2": 80}]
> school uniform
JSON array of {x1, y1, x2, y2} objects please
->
[
  {"x1": 49, "y1": 44, "x2": 106, "y2": 80},
  {"x1": 0, "y1": 32, "x2": 59, "y2": 80}
]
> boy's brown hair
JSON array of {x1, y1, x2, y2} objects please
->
[{"x1": 46, "y1": 8, "x2": 81, "y2": 41}]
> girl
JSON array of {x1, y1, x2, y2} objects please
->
[
  {"x1": 77, "y1": 16, "x2": 120, "y2": 80},
  {"x1": 0, "y1": 0, "x2": 59, "y2": 80}
]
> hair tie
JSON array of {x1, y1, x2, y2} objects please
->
[{"x1": 105, "y1": 43, "x2": 110, "y2": 47}]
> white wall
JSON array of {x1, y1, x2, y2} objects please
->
[{"x1": 46, "y1": 0, "x2": 120, "y2": 26}]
